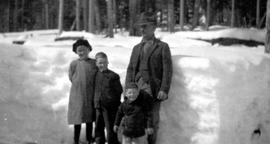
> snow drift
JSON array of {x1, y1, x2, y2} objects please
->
[
  {"x1": 0, "y1": 28, "x2": 270, "y2": 144},
  {"x1": 158, "y1": 50, "x2": 270, "y2": 144}
]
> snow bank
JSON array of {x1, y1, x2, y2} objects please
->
[
  {"x1": 0, "y1": 29, "x2": 270, "y2": 144},
  {"x1": 158, "y1": 50, "x2": 270, "y2": 144},
  {"x1": 0, "y1": 44, "x2": 72, "y2": 144},
  {"x1": 159, "y1": 28, "x2": 266, "y2": 46}
]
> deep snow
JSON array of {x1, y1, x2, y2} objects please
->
[{"x1": 0, "y1": 26, "x2": 270, "y2": 144}]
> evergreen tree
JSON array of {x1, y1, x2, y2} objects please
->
[
  {"x1": 88, "y1": 0, "x2": 95, "y2": 33},
  {"x1": 192, "y1": 0, "x2": 200, "y2": 29},
  {"x1": 107, "y1": 0, "x2": 114, "y2": 37},
  {"x1": 231, "y1": 0, "x2": 235, "y2": 27},
  {"x1": 206, "y1": 0, "x2": 211, "y2": 30},
  {"x1": 129, "y1": 0, "x2": 141, "y2": 36},
  {"x1": 44, "y1": 0, "x2": 49, "y2": 29},
  {"x1": 180, "y1": 0, "x2": 185, "y2": 30},
  {"x1": 266, "y1": 0, "x2": 270, "y2": 53},
  {"x1": 168, "y1": 0, "x2": 174, "y2": 32},
  {"x1": 256, "y1": 0, "x2": 260, "y2": 28},
  {"x1": 94, "y1": 0, "x2": 101, "y2": 33},
  {"x1": 58, "y1": 0, "x2": 64, "y2": 34},
  {"x1": 75, "y1": 0, "x2": 80, "y2": 30}
]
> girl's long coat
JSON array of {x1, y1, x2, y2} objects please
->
[{"x1": 68, "y1": 58, "x2": 97, "y2": 124}]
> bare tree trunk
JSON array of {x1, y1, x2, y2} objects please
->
[
  {"x1": 129, "y1": 0, "x2": 140, "y2": 36},
  {"x1": 107, "y1": 0, "x2": 114, "y2": 37},
  {"x1": 58, "y1": 0, "x2": 64, "y2": 34},
  {"x1": 192, "y1": 0, "x2": 200, "y2": 29},
  {"x1": 231, "y1": 0, "x2": 235, "y2": 27},
  {"x1": 168, "y1": 0, "x2": 174, "y2": 32},
  {"x1": 76, "y1": 0, "x2": 80, "y2": 30},
  {"x1": 113, "y1": 0, "x2": 117, "y2": 33},
  {"x1": 94, "y1": 0, "x2": 101, "y2": 33},
  {"x1": 259, "y1": 12, "x2": 266, "y2": 28},
  {"x1": 88, "y1": 0, "x2": 95, "y2": 33},
  {"x1": 7, "y1": 1, "x2": 10, "y2": 32},
  {"x1": 265, "y1": 0, "x2": 270, "y2": 53},
  {"x1": 21, "y1": 0, "x2": 25, "y2": 30},
  {"x1": 13, "y1": 0, "x2": 18, "y2": 31},
  {"x1": 45, "y1": 0, "x2": 49, "y2": 29},
  {"x1": 256, "y1": 0, "x2": 260, "y2": 28},
  {"x1": 129, "y1": 0, "x2": 136, "y2": 36},
  {"x1": 180, "y1": 0, "x2": 184, "y2": 30},
  {"x1": 83, "y1": 0, "x2": 88, "y2": 31},
  {"x1": 206, "y1": 0, "x2": 211, "y2": 30},
  {"x1": 0, "y1": 1, "x2": 9, "y2": 32}
]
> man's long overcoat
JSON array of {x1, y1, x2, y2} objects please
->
[{"x1": 125, "y1": 38, "x2": 173, "y2": 98}]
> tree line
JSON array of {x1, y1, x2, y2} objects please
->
[
  {"x1": 1, "y1": 0, "x2": 270, "y2": 53},
  {"x1": 0, "y1": 0, "x2": 267, "y2": 33}
]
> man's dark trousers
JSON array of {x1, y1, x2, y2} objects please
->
[{"x1": 147, "y1": 100, "x2": 161, "y2": 144}]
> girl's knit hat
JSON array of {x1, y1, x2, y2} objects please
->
[{"x1": 72, "y1": 39, "x2": 92, "y2": 53}]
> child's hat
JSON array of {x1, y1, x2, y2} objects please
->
[
  {"x1": 72, "y1": 39, "x2": 92, "y2": 53},
  {"x1": 125, "y1": 82, "x2": 138, "y2": 89}
]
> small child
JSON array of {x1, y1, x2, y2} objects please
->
[
  {"x1": 94, "y1": 52, "x2": 123, "y2": 144},
  {"x1": 113, "y1": 82, "x2": 154, "y2": 144},
  {"x1": 68, "y1": 39, "x2": 97, "y2": 144}
]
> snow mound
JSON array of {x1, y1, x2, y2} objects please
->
[
  {"x1": 0, "y1": 28, "x2": 270, "y2": 144},
  {"x1": 167, "y1": 28, "x2": 265, "y2": 42},
  {"x1": 158, "y1": 53, "x2": 270, "y2": 144},
  {"x1": 0, "y1": 44, "x2": 71, "y2": 144},
  {"x1": 57, "y1": 31, "x2": 96, "y2": 40}
]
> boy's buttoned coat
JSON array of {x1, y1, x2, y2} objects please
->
[
  {"x1": 125, "y1": 38, "x2": 173, "y2": 98},
  {"x1": 94, "y1": 69, "x2": 123, "y2": 144},
  {"x1": 94, "y1": 69, "x2": 123, "y2": 109}
]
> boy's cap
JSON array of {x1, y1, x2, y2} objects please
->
[
  {"x1": 95, "y1": 52, "x2": 108, "y2": 59},
  {"x1": 136, "y1": 12, "x2": 157, "y2": 26},
  {"x1": 72, "y1": 39, "x2": 92, "y2": 53},
  {"x1": 125, "y1": 82, "x2": 138, "y2": 89}
]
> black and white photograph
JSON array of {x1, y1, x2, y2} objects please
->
[{"x1": 0, "y1": 0, "x2": 270, "y2": 144}]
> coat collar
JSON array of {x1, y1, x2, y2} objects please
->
[
  {"x1": 137, "y1": 36, "x2": 159, "y2": 59},
  {"x1": 141, "y1": 35, "x2": 155, "y2": 43}
]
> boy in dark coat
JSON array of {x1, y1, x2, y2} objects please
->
[
  {"x1": 68, "y1": 39, "x2": 97, "y2": 144},
  {"x1": 113, "y1": 82, "x2": 153, "y2": 144},
  {"x1": 125, "y1": 12, "x2": 173, "y2": 144},
  {"x1": 94, "y1": 52, "x2": 123, "y2": 144}
]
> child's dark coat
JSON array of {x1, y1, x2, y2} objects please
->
[{"x1": 114, "y1": 91, "x2": 153, "y2": 138}]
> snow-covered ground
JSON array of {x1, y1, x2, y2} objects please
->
[{"x1": 0, "y1": 26, "x2": 270, "y2": 144}]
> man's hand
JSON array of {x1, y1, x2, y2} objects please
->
[
  {"x1": 157, "y1": 91, "x2": 168, "y2": 101},
  {"x1": 146, "y1": 128, "x2": 154, "y2": 135},
  {"x1": 113, "y1": 125, "x2": 119, "y2": 133}
]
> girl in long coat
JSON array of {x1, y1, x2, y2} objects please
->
[{"x1": 68, "y1": 39, "x2": 97, "y2": 144}]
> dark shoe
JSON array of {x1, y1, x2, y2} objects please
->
[{"x1": 86, "y1": 137, "x2": 95, "y2": 144}]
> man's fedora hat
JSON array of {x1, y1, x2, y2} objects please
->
[{"x1": 136, "y1": 12, "x2": 157, "y2": 26}]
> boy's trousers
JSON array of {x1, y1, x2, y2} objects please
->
[{"x1": 95, "y1": 106, "x2": 119, "y2": 144}]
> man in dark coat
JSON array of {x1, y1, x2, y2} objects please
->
[{"x1": 125, "y1": 12, "x2": 173, "y2": 144}]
